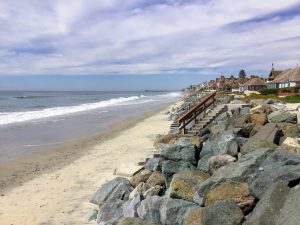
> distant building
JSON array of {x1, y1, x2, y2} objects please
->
[
  {"x1": 240, "y1": 77, "x2": 267, "y2": 92},
  {"x1": 267, "y1": 67, "x2": 300, "y2": 89},
  {"x1": 266, "y1": 64, "x2": 283, "y2": 88}
]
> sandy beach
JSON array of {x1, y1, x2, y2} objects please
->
[{"x1": 0, "y1": 103, "x2": 178, "y2": 225}]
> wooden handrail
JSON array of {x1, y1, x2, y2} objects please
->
[
  {"x1": 177, "y1": 92, "x2": 216, "y2": 123},
  {"x1": 177, "y1": 92, "x2": 216, "y2": 133}
]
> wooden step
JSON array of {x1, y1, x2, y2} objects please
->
[{"x1": 182, "y1": 133, "x2": 195, "y2": 137}]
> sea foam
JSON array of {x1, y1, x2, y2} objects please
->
[{"x1": 0, "y1": 92, "x2": 181, "y2": 126}]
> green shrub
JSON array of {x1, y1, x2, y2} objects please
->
[
  {"x1": 259, "y1": 85, "x2": 300, "y2": 95},
  {"x1": 279, "y1": 85, "x2": 300, "y2": 93},
  {"x1": 259, "y1": 88, "x2": 279, "y2": 95},
  {"x1": 282, "y1": 95, "x2": 300, "y2": 103}
]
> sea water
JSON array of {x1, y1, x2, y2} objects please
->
[{"x1": 0, "y1": 91, "x2": 181, "y2": 163}]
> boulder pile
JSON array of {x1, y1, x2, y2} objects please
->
[{"x1": 88, "y1": 97, "x2": 300, "y2": 225}]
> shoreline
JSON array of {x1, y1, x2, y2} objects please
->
[
  {"x1": 0, "y1": 103, "x2": 173, "y2": 193},
  {"x1": 0, "y1": 101, "x2": 178, "y2": 225}
]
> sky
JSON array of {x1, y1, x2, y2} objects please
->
[{"x1": 0, "y1": 0, "x2": 300, "y2": 90}]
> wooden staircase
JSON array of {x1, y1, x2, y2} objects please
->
[
  {"x1": 172, "y1": 92, "x2": 228, "y2": 137},
  {"x1": 186, "y1": 104, "x2": 227, "y2": 136}
]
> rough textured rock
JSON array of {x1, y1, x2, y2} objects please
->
[
  {"x1": 143, "y1": 185, "x2": 164, "y2": 198},
  {"x1": 90, "y1": 177, "x2": 133, "y2": 206},
  {"x1": 241, "y1": 123, "x2": 281, "y2": 154},
  {"x1": 216, "y1": 111, "x2": 230, "y2": 121},
  {"x1": 276, "y1": 185, "x2": 300, "y2": 225},
  {"x1": 243, "y1": 181, "x2": 291, "y2": 225},
  {"x1": 84, "y1": 209, "x2": 98, "y2": 222},
  {"x1": 250, "y1": 113, "x2": 267, "y2": 125},
  {"x1": 162, "y1": 160, "x2": 196, "y2": 187},
  {"x1": 250, "y1": 105, "x2": 273, "y2": 115},
  {"x1": 210, "y1": 122, "x2": 227, "y2": 135},
  {"x1": 204, "y1": 182, "x2": 255, "y2": 209},
  {"x1": 242, "y1": 140, "x2": 278, "y2": 153},
  {"x1": 97, "y1": 199, "x2": 124, "y2": 225},
  {"x1": 129, "y1": 182, "x2": 147, "y2": 199},
  {"x1": 249, "y1": 123, "x2": 263, "y2": 137},
  {"x1": 117, "y1": 217, "x2": 157, "y2": 225},
  {"x1": 250, "y1": 99, "x2": 265, "y2": 106},
  {"x1": 176, "y1": 137, "x2": 193, "y2": 146},
  {"x1": 190, "y1": 136, "x2": 202, "y2": 147},
  {"x1": 145, "y1": 158, "x2": 161, "y2": 172},
  {"x1": 137, "y1": 196, "x2": 199, "y2": 225},
  {"x1": 239, "y1": 123, "x2": 255, "y2": 137},
  {"x1": 198, "y1": 127, "x2": 210, "y2": 137},
  {"x1": 236, "y1": 137, "x2": 248, "y2": 148},
  {"x1": 194, "y1": 148, "x2": 273, "y2": 204},
  {"x1": 200, "y1": 130, "x2": 239, "y2": 159},
  {"x1": 229, "y1": 114, "x2": 251, "y2": 128},
  {"x1": 208, "y1": 154, "x2": 236, "y2": 174},
  {"x1": 146, "y1": 172, "x2": 166, "y2": 189},
  {"x1": 130, "y1": 170, "x2": 152, "y2": 187},
  {"x1": 202, "y1": 200, "x2": 244, "y2": 225},
  {"x1": 268, "y1": 110, "x2": 297, "y2": 124},
  {"x1": 176, "y1": 136, "x2": 202, "y2": 147},
  {"x1": 183, "y1": 208, "x2": 203, "y2": 225},
  {"x1": 123, "y1": 194, "x2": 143, "y2": 217},
  {"x1": 197, "y1": 154, "x2": 213, "y2": 173},
  {"x1": 240, "y1": 107, "x2": 250, "y2": 115},
  {"x1": 277, "y1": 122, "x2": 300, "y2": 137},
  {"x1": 249, "y1": 150, "x2": 300, "y2": 199},
  {"x1": 161, "y1": 144, "x2": 197, "y2": 165},
  {"x1": 281, "y1": 137, "x2": 300, "y2": 154},
  {"x1": 169, "y1": 169, "x2": 210, "y2": 201}
]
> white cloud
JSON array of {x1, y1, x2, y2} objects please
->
[{"x1": 0, "y1": 0, "x2": 299, "y2": 76}]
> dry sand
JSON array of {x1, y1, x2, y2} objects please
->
[{"x1": 0, "y1": 103, "x2": 178, "y2": 225}]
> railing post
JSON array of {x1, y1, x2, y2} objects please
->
[{"x1": 183, "y1": 120, "x2": 186, "y2": 134}]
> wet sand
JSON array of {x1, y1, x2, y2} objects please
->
[{"x1": 0, "y1": 102, "x2": 179, "y2": 225}]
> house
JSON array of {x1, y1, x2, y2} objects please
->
[
  {"x1": 267, "y1": 69, "x2": 283, "y2": 82},
  {"x1": 231, "y1": 83, "x2": 240, "y2": 93},
  {"x1": 240, "y1": 77, "x2": 267, "y2": 92},
  {"x1": 268, "y1": 67, "x2": 300, "y2": 89}
]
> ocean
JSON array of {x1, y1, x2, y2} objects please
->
[{"x1": 0, "y1": 91, "x2": 181, "y2": 164}]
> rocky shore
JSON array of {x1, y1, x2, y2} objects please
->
[{"x1": 87, "y1": 92, "x2": 300, "y2": 225}]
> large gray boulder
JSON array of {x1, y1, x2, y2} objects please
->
[
  {"x1": 241, "y1": 123, "x2": 281, "y2": 154},
  {"x1": 161, "y1": 144, "x2": 197, "y2": 165},
  {"x1": 123, "y1": 194, "x2": 143, "y2": 217},
  {"x1": 130, "y1": 170, "x2": 152, "y2": 187},
  {"x1": 146, "y1": 172, "x2": 166, "y2": 189},
  {"x1": 144, "y1": 185, "x2": 164, "y2": 198},
  {"x1": 228, "y1": 114, "x2": 251, "y2": 128},
  {"x1": 208, "y1": 154, "x2": 236, "y2": 174},
  {"x1": 117, "y1": 217, "x2": 157, "y2": 225},
  {"x1": 276, "y1": 122, "x2": 300, "y2": 137},
  {"x1": 240, "y1": 106, "x2": 250, "y2": 115},
  {"x1": 198, "y1": 130, "x2": 239, "y2": 163},
  {"x1": 169, "y1": 169, "x2": 210, "y2": 201},
  {"x1": 268, "y1": 110, "x2": 297, "y2": 123},
  {"x1": 90, "y1": 177, "x2": 133, "y2": 206},
  {"x1": 243, "y1": 181, "x2": 291, "y2": 225},
  {"x1": 210, "y1": 122, "x2": 227, "y2": 135},
  {"x1": 97, "y1": 199, "x2": 125, "y2": 225},
  {"x1": 202, "y1": 200, "x2": 244, "y2": 225},
  {"x1": 197, "y1": 154, "x2": 213, "y2": 173},
  {"x1": 276, "y1": 185, "x2": 300, "y2": 225},
  {"x1": 137, "y1": 196, "x2": 199, "y2": 225},
  {"x1": 194, "y1": 148, "x2": 273, "y2": 204},
  {"x1": 162, "y1": 160, "x2": 195, "y2": 187},
  {"x1": 145, "y1": 158, "x2": 161, "y2": 172},
  {"x1": 249, "y1": 150, "x2": 300, "y2": 199}
]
